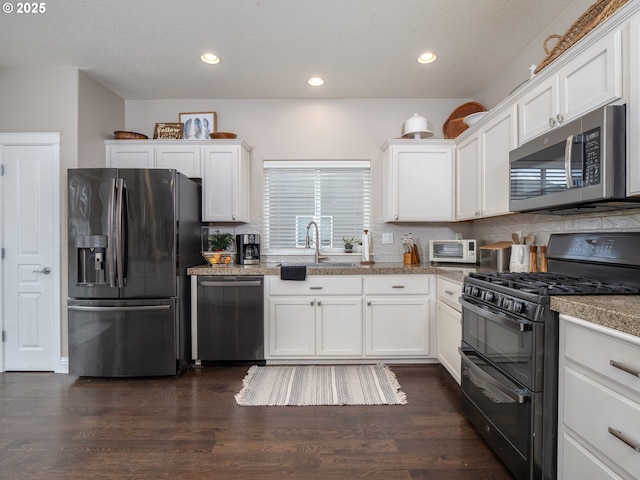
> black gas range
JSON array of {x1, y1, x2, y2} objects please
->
[{"x1": 460, "y1": 232, "x2": 640, "y2": 480}]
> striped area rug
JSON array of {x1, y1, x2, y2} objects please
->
[{"x1": 234, "y1": 364, "x2": 407, "y2": 406}]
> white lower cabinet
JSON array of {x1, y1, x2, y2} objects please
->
[
  {"x1": 435, "y1": 277, "x2": 462, "y2": 383},
  {"x1": 267, "y1": 276, "x2": 363, "y2": 359},
  {"x1": 266, "y1": 274, "x2": 433, "y2": 361},
  {"x1": 558, "y1": 314, "x2": 640, "y2": 480},
  {"x1": 364, "y1": 275, "x2": 431, "y2": 357}
]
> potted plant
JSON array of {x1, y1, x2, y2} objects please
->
[
  {"x1": 343, "y1": 236, "x2": 355, "y2": 253},
  {"x1": 208, "y1": 230, "x2": 234, "y2": 251}
]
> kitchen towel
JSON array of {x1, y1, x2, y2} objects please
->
[{"x1": 280, "y1": 265, "x2": 306, "y2": 281}]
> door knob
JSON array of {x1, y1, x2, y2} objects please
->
[{"x1": 33, "y1": 266, "x2": 51, "y2": 275}]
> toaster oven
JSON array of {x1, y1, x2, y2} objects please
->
[{"x1": 429, "y1": 239, "x2": 477, "y2": 263}]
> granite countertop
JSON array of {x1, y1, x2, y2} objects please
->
[
  {"x1": 551, "y1": 296, "x2": 640, "y2": 338},
  {"x1": 187, "y1": 262, "x2": 478, "y2": 283},
  {"x1": 187, "y1": 262, "x2": 640, "y2": 338}
]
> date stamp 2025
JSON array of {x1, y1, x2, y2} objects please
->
[{"x1": 2, "y1": 2, "x2": 47, "y2": 14}]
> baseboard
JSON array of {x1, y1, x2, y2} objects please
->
[{"x1": 56, "y1": 357, "x2": 69, "y2": 374}]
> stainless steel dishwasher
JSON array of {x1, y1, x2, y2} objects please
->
[{"x1": 195, "y1": 275, "x2": 265, "y2": 365}]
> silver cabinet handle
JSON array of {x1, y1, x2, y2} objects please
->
[
  {"x1": 310, "y1": 300, "x2": 315, "y2": 306},
  {"x1": 309, "y1": 286, "x2": 323, "y2": 290},
  {"x1": 444, "y1": 290, "x2": 454, "y2": 295},
  {"x1": 556, "y1": 113, "x2": 564, "y2": 123},
  {"x1": 317, "y1": 301, "x2": 322, "y2": 306},
  {"x1": 610, "y1": 360, "x2": 640, "y2": 378},
  {"x1": 394, "y1": 215, "x2": 399, "y2": 220},
  {"x1": 392, "y1": 285, "x2": 405, "y2": 289},
  {"x1": 33, "y1": 266, "x2": 51, "y2": 275},
  {"x1": 608, "y1": 427, "x2": 640, "y2": 452},
  {"x1": 549, "y1": 118, "x2": 556, "y2": 127},
  {"x1": 367, "y1": 300, "x2": 372, "y2": 306}
]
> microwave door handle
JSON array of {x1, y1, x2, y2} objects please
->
[{"x1": 565, "y1": 135, "x2": 574, "y2": 188}]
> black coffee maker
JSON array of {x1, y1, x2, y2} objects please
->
[{"x1": 236, "y1": 234, "x2": 261, "y2": 265}]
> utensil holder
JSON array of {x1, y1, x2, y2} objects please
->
[{"x1": 529, "y1": 246, "x2": 538, "y2": 272}]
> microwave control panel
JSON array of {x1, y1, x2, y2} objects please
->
[{"x1": 583, "y1": 127, "x2": 600, "y2": 186}]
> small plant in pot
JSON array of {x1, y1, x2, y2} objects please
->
[
  {"x1": 343, "y1": 236, "x2": 355, "y2": 253},
  {"x1": 208, "y1": 230, "x2": 234, "y2": 251}
]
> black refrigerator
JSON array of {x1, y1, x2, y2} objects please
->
[{"x1": 67, "y1": 168, "x2": 201, "y2": 377}]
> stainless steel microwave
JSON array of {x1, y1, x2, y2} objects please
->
[
  {"x1": 429, "y1": 239, "x2": 477, "y2": 263},
  {"x1": 509, "y1": 105, "x2": 640, "y2": 214}
]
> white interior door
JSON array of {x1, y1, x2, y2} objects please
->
[{"x1": 1, "y1": 133, "x2": 60, "y2": 371}]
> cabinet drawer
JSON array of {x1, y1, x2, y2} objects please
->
[
  {"x1": 563, "y1": 317, "x2": 640, "y2": 396},
  {"x1": 437, "y1": 277, "x2": 462, "y2": 312},
  {"x1": 364, "y1": 275, "x2": 429, "y2": 295},
  {"x1": 563, "y1": 368, "x2": 640, "y2": 478},
  {"x1": 269, "y1": 276, "x2": 362, "y2": 296},
  {"x1": 562, "y1": 434, "x2": 623, "y2": 480}
]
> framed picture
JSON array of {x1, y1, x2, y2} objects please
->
[
  {"x1": 153, "y1": 123, "x2": 183, "y2": 139},
  {"x1": 179, "y1": 112, "x2": 217, "y2": 140}
]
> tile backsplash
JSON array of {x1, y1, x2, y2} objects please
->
[{"x1": 226, "y1": 208, "x2": 640, "y2": 264}]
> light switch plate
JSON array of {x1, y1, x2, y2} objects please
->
[{"x1": 382, "y1": 232, "x2": 393, "y2": 244}]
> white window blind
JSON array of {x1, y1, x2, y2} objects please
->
[{"x1": 264, "y1": 160, "x2": 371, "y2": 252}]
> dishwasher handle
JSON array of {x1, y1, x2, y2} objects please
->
[{"x1": 199, "y1": 280, "x2": 263, "y2": 288}]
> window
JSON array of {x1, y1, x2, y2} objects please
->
[{"x1": 264, "y1": 160, "x2": 371, "y2": 252}]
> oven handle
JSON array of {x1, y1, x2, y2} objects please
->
[
  {"x1": 460, "y1": 297, "x2": 532, "y2": 332},
  {"x1": 459, "y1": 348, "x2": 530, "y2": 404}
]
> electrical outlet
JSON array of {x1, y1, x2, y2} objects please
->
[{"x1": 382, "y1": 232, "x2": 393, "y2": 244}]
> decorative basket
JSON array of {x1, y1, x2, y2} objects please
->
[
  {"x1": 113, "y1": 130, "x2": 148, "y2": 140},
  {"x1": 534, "y1": 0, "x2": 629, "y2": 74},
  {"x1": 202, "y1": 251, "x2": 235, "y2": 266}
]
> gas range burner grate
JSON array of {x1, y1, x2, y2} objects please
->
[{"x1": 468, "y1": 272, "x2": 640, "y2": 295}]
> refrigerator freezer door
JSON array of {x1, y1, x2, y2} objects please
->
[{"x1": 68, "y1": 298, "x2": 177, "y2": 377}]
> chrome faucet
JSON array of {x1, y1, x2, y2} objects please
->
[{"x1": 305, "y1": 221, "x2": 323, "y2": 263}]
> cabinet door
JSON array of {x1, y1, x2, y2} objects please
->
[
  {"x1": 365, "y1": 297, "x2": 430, "y2": 356},
  {"x1": 316, "y1": 297, "x2": 363, "y2": 356},
  {"x1": 558, "y1": 27, "x2": 622, "y2": 125},
  {"x1": 202, "y1": 145, "x2": 249, "y2": 222},
  {"x1": 480, "y1": 105, "x2": 516, "y2": 217},
  {"x1": 107, "y1": 144, "x2": 154, "y2": 168},
  {"x1": 629, "y1": 15, "x2": 640, "y2": 196},
  {"x1": 156, "y1": 145, "x2": 201, "y2": 178},
  {"x1": 436, "y1": 301, "x2": 461, "y2": 384},
  {"x1": 517, "y1": 76, "x2": 559, "y2": 144},
  {"x1": 386, "y1": 144, "x2": 454, "y2": 222},
  {"x1": 456, "y1": 134, "x2": 481, "y2": 220},
  {"x1": 268, "y1": 297, "x2": 315, "y2": 357}
]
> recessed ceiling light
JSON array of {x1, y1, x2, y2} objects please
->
[
  {"x1": 308, "y1": 76, "x2": 324, "y2": 87},
  {"x1": 201, "y1": 53, "x2": 220, "y2": 65},
  {"x1": 417, "y1": 52, "x2": 437, "y2": 64}
]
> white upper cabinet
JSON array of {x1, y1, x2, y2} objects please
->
[
  {"x1": 382, "y1": 139, "x2": 455, "y2": 222},
  {"x1": 106, "y1": 139, "x2": 251, "y2": 223},
  {"x1": 629, "y1": 13, "x2": 640, "y2": 196},
  {"x1": 517, "y1": 27, "x2": 623, "y2": 145},
  {"x1": 106, "y1": 142, "x2": 155, "y2": 169},
  {"x1": 106, "y1": 140, "x2": 201, "y2": 177},
  {"x1": 202, "y1": 141, "x2": 251, "y2": 222},
  {"x1": 456, "y1": 105, "x2": 515, "y2": 220}
]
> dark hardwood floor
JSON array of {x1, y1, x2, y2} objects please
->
[{"x1": 0, "y1": 364, "x2": 513, "y2": 479}]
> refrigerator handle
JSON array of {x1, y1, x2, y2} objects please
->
[
  {"x1": 107, "y1": 178, "x2": 117, "y2": 288},
  {"x1": 115, "y1": 178, "x2": 126, "y2": 288}
]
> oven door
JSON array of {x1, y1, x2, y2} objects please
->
[
  {"x1": 460, "y1": 347, "x2": 537, "y2": 480},
  {"x1": 460, "y1": 296, "x2": 544, "y2": 391}
]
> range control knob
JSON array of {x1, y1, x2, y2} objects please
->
[
  {"x1": 471, "y1": 287, "x2": 480, "y2": 297},
  {"x1": 482, "y1": 291, "x2": 494, "y2": 302},
  {"x1": 511, "y1": 302, "x2": 525, "y2": 314}
]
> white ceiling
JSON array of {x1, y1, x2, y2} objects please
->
[{"x1": 0, "y1": 0, "x2": 574, "y2": 100}]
